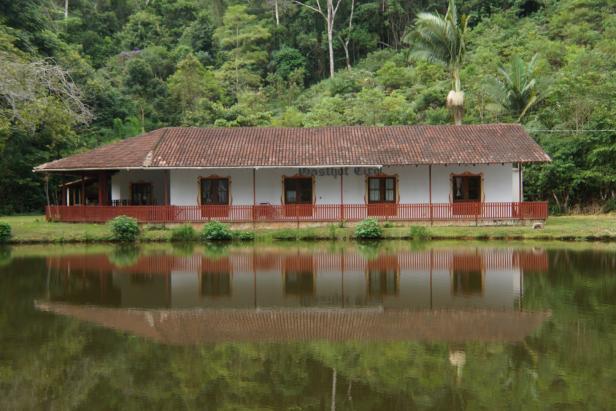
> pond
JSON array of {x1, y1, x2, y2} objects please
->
[{"x1": 0, "y1": 241, "x2": 615, "y2": 409}]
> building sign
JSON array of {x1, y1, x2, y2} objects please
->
[{"x1": 298, "y1": 167, "x2": 382, "y2": 178}]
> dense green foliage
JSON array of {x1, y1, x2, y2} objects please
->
[
  {"x1": 201, "y1": 220, "x2": 233, "y2": 241},
  {"x1": 170, "y1": 224, "x2": 197, "y2": 242},
  {"x1": 1, "y1": 0, "x2": 615, "y2": 214},
  {"x1": 108, "y1": 215, "x2": 140, "y2": 242},
  {"x1": 0, "y1": 222, "x2": 11, "y2": 243},
  {"x1": 355, "y1": 218, "x2": 383, "y2": 239}
]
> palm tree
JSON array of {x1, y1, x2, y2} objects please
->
[
  {"x1": 404, "y1": 0, "x2": 468, "y2": 125},
  {"x1": 486, "y1": 54, "x2": 539, "y2": 122}
]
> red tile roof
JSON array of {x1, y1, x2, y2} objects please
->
[
  {"x1": 35, "y1": 124, "x2": 550, "y2": 171},
  {"x1": 36, "y1": 301, "x2": 550, "y2": 344}
]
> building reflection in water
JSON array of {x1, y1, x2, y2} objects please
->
[{"x1": 37, "y1": 247, "x2": 550, "y2": 344}]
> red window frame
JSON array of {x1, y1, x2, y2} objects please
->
[
  {"x1": 200, "y1": 177, "x2": 230, "y2": 205},
  {"x1": 283, "y1": 176, "x2": 313, "y2": 205},
  {"x1": 367, "y1": 177, "x2": 396, "y2": 203},
  {"x1": 451, "y1": 175, "x2": 482, "y2": 203}
]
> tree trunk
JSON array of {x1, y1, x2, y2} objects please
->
[
  {"x1": 294, "y1": 0, "x2": 340, "y2": 78},
  {"x1": 330, "y1": 368, "x2": 337, "y2": 411},
  {"x1": 327, "y1": 4, "x2": 335, "y2": 78},
  {"x1": 446, "y1": 68, "x2": 464, "y2": 125},
  {"x1": 342, "y1": 42, "x2": 351, "y2": 70},
  {"x1": 274, "y1": 0, "x2": 280, "y2": 25},
  {"x1": 64, "y1": 0, "x2": 69, "y2": 19},
  {"x1": 342, "y1": 0, "x2": 355, "y2": 70}
]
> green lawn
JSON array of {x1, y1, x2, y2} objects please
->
[{"x1": 0, "y1": 214, "x2": 615, "y2": 243}]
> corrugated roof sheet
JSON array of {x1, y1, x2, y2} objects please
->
[{"x1": 34, "y1": 124, "x2": 550, "y2": 171}]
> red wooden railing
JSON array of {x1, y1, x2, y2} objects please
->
[{"x1": 45, "y1": 202, "x2": 548, "y2": 223}]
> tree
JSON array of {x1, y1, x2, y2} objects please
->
[
  {"x1": 122, "y1": 58, "x2": 167, "y2": 131},
  {"x1": 404, "y1": 0, "x2": 468, "y2": 125},
  {"x1": 0, "y1": 51, "x2": 92, "y2": 136},
  {"x1": 294, "y1": 0, "x2": 345, "y2": 78},
  {"x1": 339, "y1": 0, "x2": 355, "y2": 70},
  {"x1": 180, "y1": 11, "x2": 215, "y2": 65},
  {"x1": 213, "y1": 5, "x2": 271, "y2": 97},
  {"x1": 486, "y1": 54, "x2": 539, "y2": 121},
  {"x1": 119, "y1": 11, "x2": 166, "y2": 50},
  {"x1": 271, "y1": 46, "x2": 306, "y2": 80},
  {"x1": 167, "y1": 53, "x2": 220, "y2": 114}
]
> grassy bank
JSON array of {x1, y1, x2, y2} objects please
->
[{"x1": 1, "y1": 215, "x2": 615, "y2": 244}]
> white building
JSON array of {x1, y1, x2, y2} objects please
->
[{"x1": 35, "y1": 124, "x2": 550, "y2": 223}]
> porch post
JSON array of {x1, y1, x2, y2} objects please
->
[
  {"x1": 340, "y1": 169, "x2": 344, "y2": 222},
  {"x1": 518, "y1": 163, "x2": 523, "y2": 202},
  {"x1": 428, "y1": 165, "x2": 433, "y2": 224},
  {"x1": 163, "y1": 170, "x2": 169, "y2": 205},
  {"x1": 80, "y1": 174, "x2": 85, "y2": 205},
  {"x1": 252, "y1": 168, "x2": 256, "y2": 223}
]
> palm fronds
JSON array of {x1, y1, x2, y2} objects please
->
[
  {"x1": 486, "y1": 54, "x2": 540, "y2": 121},
  {"x1": 405, "y1": 0, "x2": 467, "y2": 76}
]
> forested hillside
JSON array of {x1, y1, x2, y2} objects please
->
[{"x1": 1, "y1": 0, "x2": 615, "y2": 214}]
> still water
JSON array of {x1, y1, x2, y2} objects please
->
[{"x1": 0, "y1": 242, "x2": 614, "y2": 409}]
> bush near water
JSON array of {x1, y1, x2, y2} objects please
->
[
  {"x1": 109, "y1": 216, "x2": 140, "y2": 242},
  {"x1": 201, "y1": 221, "x2": 233, "y2": 241},
  {"x1": 355, "y1": 218, "x2": 383, "y2": 240}
]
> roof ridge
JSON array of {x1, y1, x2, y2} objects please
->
[{"x1": 148, "y1": 123, "x2": 524, "y2": 132}]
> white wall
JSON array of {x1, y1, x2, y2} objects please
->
[
  {"x1": 170, "y1": 169, "x2": 254, "y2": 206},
  {"x1": 136, "y1": 164, "x2": 519, "y2": 206},
  {"x1": 431, "y1": 164, "x2": 514, "y2": 203}
]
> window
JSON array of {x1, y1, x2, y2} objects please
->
[
  {"x1": 284, "y1": 177, "x2": 313, "y2": 204},
  {"x1": 368, "y1": 269, "x2": 399, "y2": 297},
  {"x1": 285, "y1": 271, "x2": 314, "y2": 296},
  {"x1": 201, "y1": 178, "x2": 229, "y2": 205},
  {"x1": 131, "y1": 183, "x2": 153, "y2": 205},
  {"x1": 368, "y1": 177, "x2": 396, "y2": 203},
  {"x1": 452, "y1": 270, "x2": 483, "y2": 296},
  {"x1": 201, "y1": 271, "x2": 231, "y2": 297},
  {"x1": 452, "y1": 175, "x2": 481, "y2": 202},
  {"x1": 284, "y1": 256, "x2": 314, "y2": 296}
]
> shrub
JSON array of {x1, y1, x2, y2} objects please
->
[
  {"x1": 109, "y1": 216, "x2": 140, "y2": 242},
  {"x1": 409, "y1": 225, "x2": 431, "y2": 241},
  {"x1": 201, "y1": 220, "x2": 232, "y2": 241},
  {"x1": 171, "y1": 224, "x2": 197, "y2": 242},
  {"x1": 355, "y1": 218, "x2": 383, "y2": 240},
  {"x1": 383, "y1": 221, "x2": 394, "y2": 228},
  {"x1": 233, "y1": 230, "x2": 255, "y2": 241},
  {"x1": 0, "y1": 222, "x2": 11, "y2": 243}
]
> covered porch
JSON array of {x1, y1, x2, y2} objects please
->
[{"x1": 45, "y1": 165, "x2": 548, "y2": 224}]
